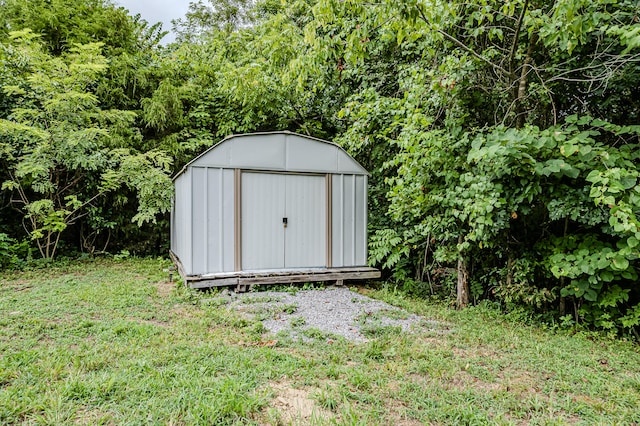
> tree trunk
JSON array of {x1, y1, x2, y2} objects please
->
[
  {"x1": 506, "y1": 253, "x2": 514, "y2": 288},
  {"x1": 559, "y1": 216, "x2": 570, "y2": 315},
  {"x1": 514, "y1": 32, "x2": 538, "y2": 129},
  {"x1": 456, "y1": 235, "x2": 470, "y2": 309}
]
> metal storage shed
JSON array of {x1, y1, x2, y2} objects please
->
[{"x1": 170, "y1": 131, "x2": 380, "y2": 289}]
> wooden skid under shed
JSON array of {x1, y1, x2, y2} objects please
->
[{"x1": 170, "y1": 251, "x2": 380, "y2": 291}]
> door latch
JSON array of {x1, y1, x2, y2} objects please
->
[{"x1": 282, "y1": 217, "x2": 288, "y2": 227}]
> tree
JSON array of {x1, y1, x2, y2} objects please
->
[
  {"x1": 289, "y1": 0, "x2": 639, "y2": 333},
  {"x1": 0, "y1": 0, "x2": 139, "y2": 55},
  {"x1": 0, "y1": 31, "x2": 172, "y2": 258},
  {"x1": 172, "y1": 0, "x2": 258, "y2": 42}
]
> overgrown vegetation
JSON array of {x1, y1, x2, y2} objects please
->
[
  {"x1": 0, "y1": 0, "x2": 639, "y2": 336},
  {"x1": 1, "y1": 258, "x2": 639, "y2": 424}
]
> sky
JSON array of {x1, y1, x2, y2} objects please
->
[{"x1": 115, "y1": 0, "x2": 192, "y2": 44}]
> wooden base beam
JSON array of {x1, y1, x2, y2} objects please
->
[{"x1": 170, "y1": 251, "x2": 381, "y2": 291}]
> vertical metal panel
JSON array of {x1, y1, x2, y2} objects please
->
[
  {"x1": 351, "y1": 175, "x2": 357, "y2": 264},
  {"x1": 331, "y1": 175, "x2": 344, "y2": 267},
  {"x1": 222, "y1": 169, "x2": 235, "y2": 272},
  {"x1": 196, "y1": 168, "x2": 236, "y2": 274},
  {"x1": 234, "y1": 169, "x2": 242, "y2": 271},
  {"x1": 355, "y1": 175, "x2": 367, "y2": 266},
  {"x1": 172, "y1": 172, "x2": 192, "y2": 264},
  {"x1": 191, "y1": 167, "x2": 208, "y2": 274},
  {"x1": 284, "y1": 174, "x2": 326, "y2": 268},
  {"x1": 170, "y1": 196, "x2": 176, "y2": 253},
  {"x1": 343, "y1": 175, "x2": 355, "y2": 266},
  {"x1": 212, "y1": 168, "x2": 223, "y2": 272},
  {"x1": 326, "y1": 175, "x2": 332, "y2": 268},
  {"x1": 363, "y1": 175, "x2": 369, "y2": 263},
  {"x1": 204, "y1": 168, "x2": 222, "y2": 273},
  {"x1": 178, "y1": 169, "x2": 193, "y2": 275},
  {"x1": 331, "y1": 174, "x2": 368, "y2": 267},
  {"x1": 179, "y1": 167, "x2": 237, "y2": 276},
  {"x1": 241, "y1": 172, "x2": 286, "y2": 270}
]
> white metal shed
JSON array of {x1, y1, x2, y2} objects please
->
[{"x1": 170, "y1": 131, "x2": 380, "y2": 289}]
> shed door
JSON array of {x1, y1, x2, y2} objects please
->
[{"x1": 241, "y1": 172, "x2": 326, "y2": 270}]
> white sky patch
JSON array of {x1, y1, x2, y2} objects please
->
[{"x1": 115, "y1": 0, "x2": 191, "y2": 44}]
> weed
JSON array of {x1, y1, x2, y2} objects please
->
[
  {"x1": 113, "y1": 249, "x2": 130, "y2": 260},
  {"x1": 249, "y1": 321, "x2": 266, "y2": 337},
  {"x1": 252, "y1": 282, "x2": 327, "y2": 295},
  {"x1": 363, "y1": 339, "x2": 386, "y2": 361},
  {"x1": 282, "y1": 303, "x2": 297, "y2": 314},
  {"x1": 289, "y1": 316, "x2": 306, "y2": 328},
  {"x1": 315, "y1": 389, "x2": 339, "y2": 411},
  {"x1": 302, "y1": 327, "x2": 338, "y2": 341},
  {"x1": 377, "y1": 308, "x2": 410, "y2": 320},
  {"x1": 360, "y1": 324, "x2": 402, "y2": 338},
  {"x1": 199, "y1": 297, "x2": 229, "y2": 307},
  {"x1": 240, "y1": 295, "x2": 283, "y2": 304}
]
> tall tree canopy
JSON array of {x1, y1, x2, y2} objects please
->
[
  {"x1": 288, "y1": 0, "x2": 640, "y2": 334},
  {"x1": 0, "y1": 0, "x2": 172, "y2": 257},
  {"x1": 0, "y1": 0, "x2": 139, "y2": 54},
  {"x1": 0, "y1": 31, "x2": 172, "y2": 258}
]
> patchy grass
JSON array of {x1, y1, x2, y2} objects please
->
[{"x1": 1, "y1": 258, "x2": 639, "y2": 425}]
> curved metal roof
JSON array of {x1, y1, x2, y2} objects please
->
[{"x1": 174, "y1": 131, "x2": 369, "y2": 179}]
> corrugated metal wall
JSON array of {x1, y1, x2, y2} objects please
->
[
  {"x1": 284, "y1": 174, "x2": 326, "y2": 268},
  {"x1": 332, "y1": 174, "x2": 368, "y2": 267},
  {"x1": 189, "y1": 167, "x2": 235, "y2": 275},
  {"x1": 241, "y1": 172, "x2": 327, "y2": 270},
  {"x1": 241, "y1": 172, "x2": 286, "y2": 270},
  {"x1": 171, "y1": 169, "x2": 192, "y2": 272},
  {"x1": 174, "y1": 167, "x2": 235, "y2": 276}
]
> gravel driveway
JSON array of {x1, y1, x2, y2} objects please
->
[{"x1": 205, "y1": 286, "x2": 444, "y2": 342}]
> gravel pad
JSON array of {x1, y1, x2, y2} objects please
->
[{"x1": 216, "y1": 287, "x2": 442, "y2": 342}]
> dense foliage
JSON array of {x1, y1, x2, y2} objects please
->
[{"x1": 0, "y1": 0, "x2": 638, "y2": 337}]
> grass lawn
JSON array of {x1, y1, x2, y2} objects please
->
[{"x1": 1, "y1": 258, "x2": 639, "y2": 425}]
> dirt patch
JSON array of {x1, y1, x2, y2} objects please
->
[
  {"x1": 128, "y1": 317, "x2": 170, "y2": 328},
  {"x1": 382, "y1": 395, "x2": 424, "y2": 426},
  {"x1": 387, "y1": 408, "x2": 425, "y2": 426},
  {"x1": 446, "y1": 371, "x2": 502, "y2": 393},
  {"x1": 153, "y1": 280, "x2": 175, "y2": 297},
  {"x1": 450, "y1": 344, "x2": 500, "y2": 359},
  {"x1": 73, "y1": 407, "x2": 115, "y2": 425},
  {"x1": 1, "y1": 279, "x2": 32, "y2": 292},
  {"x1": 408, "y1": 370, "x2": 502, "y2": 396},
  {"x1": 262, "y1": 381, "x2": 333, "y2": 425}
]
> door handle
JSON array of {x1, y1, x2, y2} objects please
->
[{"x1": 282, "y1": 217, "x2": 288, "y2": 227}]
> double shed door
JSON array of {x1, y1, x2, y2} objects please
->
[{"x1": 241, "y1": 172, "x2": 327, "y2": 270}]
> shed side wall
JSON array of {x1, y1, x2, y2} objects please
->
[
  {"x1": 172, "y1": 170, "x2": 193, "y2": 274},
  {"x1": 191, "y1": 167, "x2": 207, "y2": 274},
  {"x1": 170, "y1": 197, "x2": 176, "y2": 253}
]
